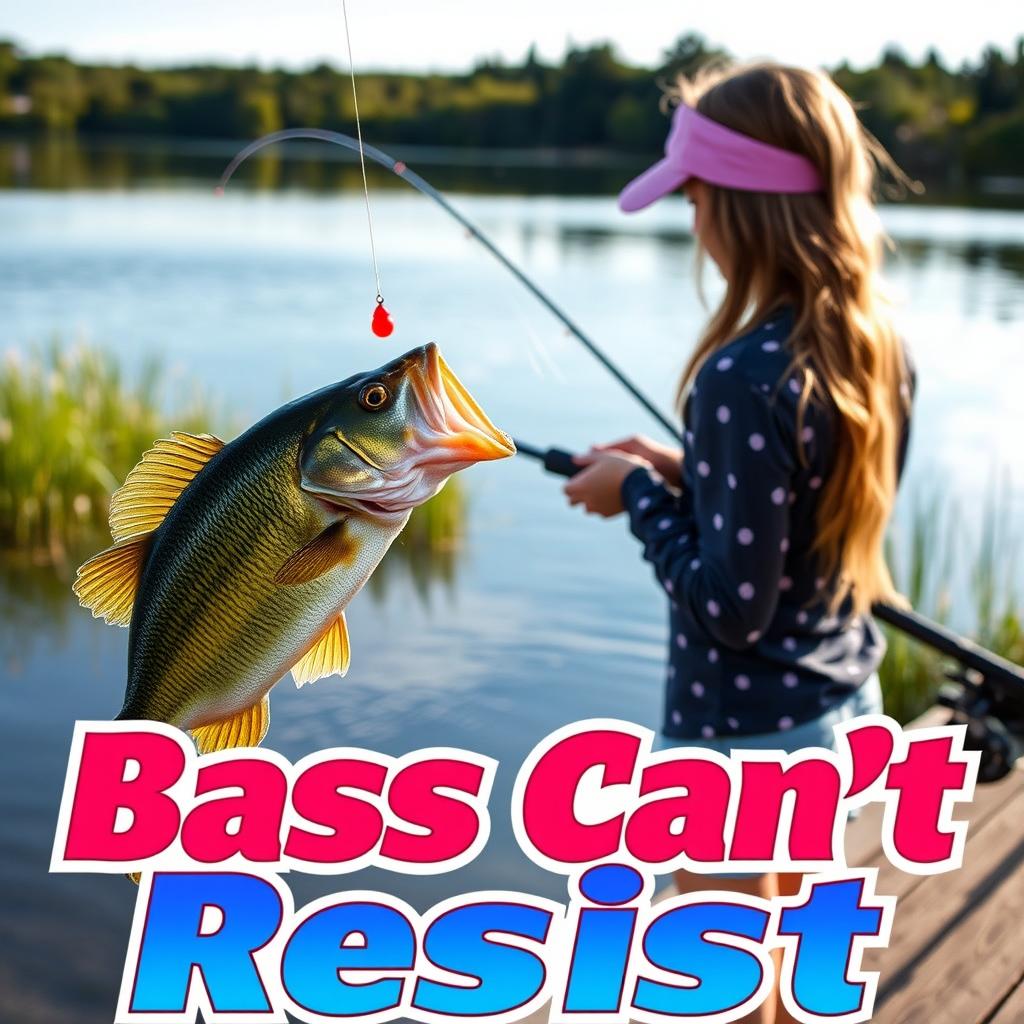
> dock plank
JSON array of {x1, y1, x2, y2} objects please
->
[
  {"x1": 868, "y1": 765, "x2": 1024, "y2": 901},
  {"x1": 869, "y1": 780, "x2": 1024, "y2": 1023},
  {"x1": 986, "y1": 975, "x2": 1024, "y2": 1024}
]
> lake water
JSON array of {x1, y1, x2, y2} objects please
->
[{"x1": 2, "y1": 147, "x2": 1023, "y2": 1020}]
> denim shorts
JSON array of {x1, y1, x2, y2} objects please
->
[
  {"x1": 652, "y1": 673, "x2": 883, "y2": 877},
  {"x1": 652, "y1": 673, "x2": 884, "y2": 757}
]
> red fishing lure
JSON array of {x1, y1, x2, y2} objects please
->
[{"x1": 371, "y1": 299, "x2": 394, "y2": 338}]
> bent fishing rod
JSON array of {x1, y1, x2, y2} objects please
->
[
  {"x1": 217, "y1": 129, "x2": 677, "y2": 441},
  {"x1": 218, "y1": 131, "x2": 1024, "y2": 759}
]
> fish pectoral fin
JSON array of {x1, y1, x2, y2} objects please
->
[
  {"x1": 109, "y1": 431, "x2": 225, "y2": 542},
  {"x1": 72, "y1": 534, "x2": 152, "y2": 626},
  {"x1": 292, "y1": 613, "x2": 351, "y2": 687},
  {"x1": 275, "y1": 520, "x2": 356, "y2": 587},
  {"x1": 190, "y1": 695, "x2": 270, "y2": 754}
]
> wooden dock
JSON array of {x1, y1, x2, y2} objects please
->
[{"x1": 846, "y1": 717, "x2": 1024, "y2": 1023}]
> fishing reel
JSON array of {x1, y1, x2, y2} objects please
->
[{"x1": 936, "y1": 667, "x2": 1024, "y2": 783}]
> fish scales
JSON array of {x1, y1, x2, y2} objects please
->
[
  {"x1": 76, "y1": 344, "x2": 515, "y2": 752},
  {"x1": 127, "y1": 416, "x2": 327, "y2": 725}
]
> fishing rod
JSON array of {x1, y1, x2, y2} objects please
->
[
  {"x1": 216, "y1": 129, "x2": 679, "y2": 441},
  {"x1": 219, "y1": 132, "x2": 1024, "y2": 777}
]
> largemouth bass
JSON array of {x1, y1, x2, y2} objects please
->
[{"x1": 74, "y1": 343, "x2": 514, "y2": 755}]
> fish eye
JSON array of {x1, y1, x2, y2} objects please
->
[{"x1": 359, "y1": 383, "x2": 390, "y2": 411}]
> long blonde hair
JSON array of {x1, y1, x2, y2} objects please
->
[{"x1": 672, "y1": 62, "x2": 912, "y2": 615}]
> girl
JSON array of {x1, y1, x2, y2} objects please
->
[{"x1": 564, "y1": 61, "x2": 913, "y2": 1024}]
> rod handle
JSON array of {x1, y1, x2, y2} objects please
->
[{"x1": 543, "y1": 447, "x2": 582, "y2": 478}]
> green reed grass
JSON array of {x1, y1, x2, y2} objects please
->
[
  {"x1": 881, "y1": 479, "x2": 1024, "y2": 722},
  {"x1": 0, "y1": 343, "x2": 212, "y2": 564}
]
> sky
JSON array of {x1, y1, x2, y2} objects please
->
[{"x1": 3, "y1": 0, "x2": 1021, "y2": 72}]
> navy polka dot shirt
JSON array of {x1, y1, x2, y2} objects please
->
[{"x1": 620, "y1": 305, "x2": 913, "y2": 740}]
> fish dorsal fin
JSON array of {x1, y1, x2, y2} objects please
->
[
  {"x1": 275, "y1": 520, "x2": 357, "y2": 587},
  {"x1": 191, "y1": 694, "x2": 270, "y2": 754},
  {"x1": 292, "y1": 613, "x2": 351, "y2": 687},
  {"x1": 72, "y1": 534, "x2": 152, "y2": 626},
  {"x1": 109, "y1": 431, "x2": 225, "y2": 542}
]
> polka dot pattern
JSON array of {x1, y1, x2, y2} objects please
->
[{"x1": 615, "y1": 303, "x2": 895, "y2": 740}]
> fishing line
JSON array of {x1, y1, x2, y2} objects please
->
[
  {"x1": 340, "y1": 0, "x2": 382, "y2": 306},
  {"x1": 216, "y1": 129, "x2": 680, "y2": 441}
]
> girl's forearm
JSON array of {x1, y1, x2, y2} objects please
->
[{"x1": 650, "y1": 442, "x2": 684, "y2": 486}]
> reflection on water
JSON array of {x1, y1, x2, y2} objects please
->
[
  {"x1": 0, "y1": 135, "x2": 647, "y2": 197},
  {"x1": 0, "y1": 555, "x2": 80, "y2": 663},
  {"x1": 1, "y1": 144, "x2": 1023, "y2": 1021}
]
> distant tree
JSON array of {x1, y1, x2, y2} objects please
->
[
  {"x1": 965, "y1": 108, "x2": 1024, "y2": 176},
  {"x1": 974, "y1": 45, "x2": 1018, "y2": 115},
  {"x1": 660, "y1": 33, "x2": 728, "y2": 81},
  {"x1": 0, "y1": 36, "x2": 1021, "y2": 190},
  {"x1": 881, "y1": 45, "x2": 910, "y2": 72}
]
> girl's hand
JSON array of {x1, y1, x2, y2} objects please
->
[
  {"x1": 564, "y1": 452, "x2": 650, "y2": 518},
  {"x1": 590, "y1": 435, "x2": 683, "y2": 486}
]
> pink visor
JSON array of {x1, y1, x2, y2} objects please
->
[{"x1": 619, "y1": 103, "x2": 824, "y2": 211}]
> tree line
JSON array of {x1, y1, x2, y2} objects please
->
[{"x1": 1, "y1": 34, "x2": 1022, "y2": 187}]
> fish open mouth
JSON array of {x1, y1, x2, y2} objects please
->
[{"x1": 415, "y1": 343, "x2": 516, "y2": 465}]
